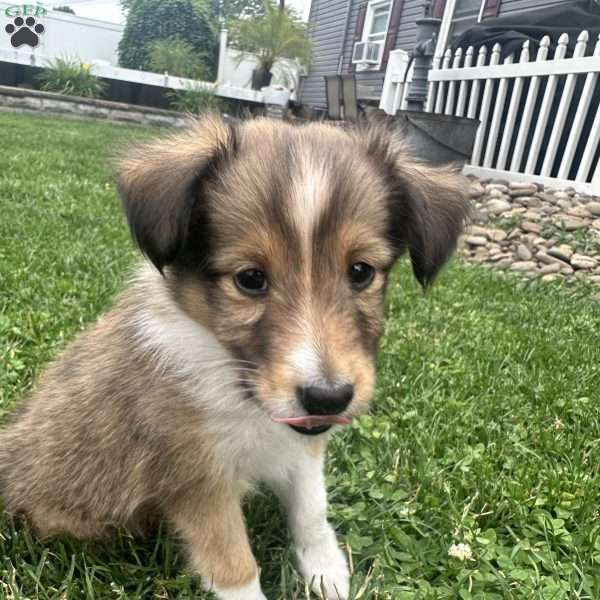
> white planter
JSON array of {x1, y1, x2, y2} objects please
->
[{"x1": 261, "y1": 85, "x2": 291, "y2": 107}]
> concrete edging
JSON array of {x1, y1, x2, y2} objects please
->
[{"x1": 0, "y1": 85, "x2": 188, "y2": 127}]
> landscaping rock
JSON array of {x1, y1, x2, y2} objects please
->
[
  {"x1": 509, "y1": 183, "x2": 538, "y2": 197},
  {"x1": 559, "y1": 217, "x2": 586, "y2": 231},
  {"x1": 466, "y1": 235, "x2": 488, "y2": 247},
  {"x1": 571, "y1": 254, "x2": 598, "y2": 270},
  {"x1": 518, "y1": 196, "x2": 542, "y2": 208},
  {"x1": 537, "y1": 192, "x2": 557, "y2": 205},
  {"x1": 587, "y1": 201, "x2": 600, "y2": 216},
  {"x1": 469, "y1": 182, "x2": 485, "y2": 198},
  {"x1": 510, "y1": 261, "x2": 537, "y2": 272},
  {"x1": 521, "y1": 221, "x2": 543, "y2": 234},
  {"x1": 566, "y1": 206, "x2": 592, "y2": 219},
  {"x1": 523, "y1": 210, "x2": 542, "y2": 220},
  {"x1": 486, "y1": 184, "x2": 509, "y2": 194},
  {"x1": 539, "y1": 263, "x2": 561, "y2": 275},
  {"x1": 536, "y1": 251, "x2": 568, "y2": 266},
  {"x1": 516, "y1": 244, "x2": 533, "y2": 261},
  {"x1": 548, "y1": 245, "x2": 574, "y2": 262},
  {"x1": 487, "y1": 199, "x2": 512, "y2": 215},
  {"x1": 487, "y1": 228, "x2": 508, "y2": 242},
  {"x1": 460, "y1": 177, "x2": 600, "y2": 287},
  {"x1": 467, "y1": 225, "x2": 491, "y2": 237}
]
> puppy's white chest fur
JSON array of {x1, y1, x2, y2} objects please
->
[{"x1": 132, "y1": 266, "x2": 309, "y2": 487}]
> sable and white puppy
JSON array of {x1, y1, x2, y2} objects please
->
[{"x1": 0, "y1": 116, "x2": 468, "y2": 600}]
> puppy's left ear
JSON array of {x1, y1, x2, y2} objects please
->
[{"x1": 363, "y1": 126, "x2": 470, "y2": 287}]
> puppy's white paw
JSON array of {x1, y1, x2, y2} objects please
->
[
  {"x1": 211, "y1": 574, "x2": 267, "y2": 600},
  {"x1": 295, "y1": 532, "x2": 350, "y2": 599}
]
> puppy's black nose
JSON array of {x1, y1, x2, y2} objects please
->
[{"x1": 297, "y1": 384, "x2": 354, "y2": 415}]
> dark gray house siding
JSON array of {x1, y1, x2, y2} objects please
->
[
  {"x1": 300, "y1": 0, "x2": 349, "y2": 108},
  {"x1": 302, "y1": 0, "x2": 416, "y2": 109},
  {"x1": 300, "y1": 0, "x2": 573, "y2": 109}
]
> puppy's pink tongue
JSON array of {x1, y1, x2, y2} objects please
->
[{"x1": 272, "y1": 415, "x2": 352, "y2": 428}]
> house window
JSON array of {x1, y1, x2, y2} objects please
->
[
  {"x1": 364, "y1": 1, "x2": 392, "y2": 45},
  {"x1": 434, "y1": 0, "x2": 499, "y2": 58},
  {"x1": 356, "y1": 0, "x2": 392, "y2": 71},
  {"x1": 453, "y1": 0, "x2": 485, "y2": 37}
]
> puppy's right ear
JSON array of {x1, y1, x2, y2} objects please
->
[{"x1": 117, "y1": 116, "x2": 237, "y2": 272}]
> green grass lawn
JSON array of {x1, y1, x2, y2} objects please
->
[{"x1": 1, "y1": 112, "x2": 600, "y2": 600}]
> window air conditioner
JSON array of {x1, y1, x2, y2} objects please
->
[{"x1": 352, "y1": 41, "x2": 382, "y2": 65}]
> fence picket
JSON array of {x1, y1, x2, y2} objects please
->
[
  {"x1": 484, "y1": 53, "x2": 515, "y2": 168},
  {"x1": 559, "y1": 33, "x2": 600, "y2": 179},
  {"x1": 510, "y1": 36, "x2": 550, "y2": 172},
  {"x1": 496, "y1": 42, "x2": 529, "y2": 170},
  {"x1": 472, "y1": 43, "x2": 501, "y2": 166},
  {"x1": 525, "y1": 33, "x2": 570, "y2": 175},
  {"x1": 467, "y1": 46, "x2": 488, "y2": 119},
  {"x1": 577, "y1": 103, "x2": 600, "y2": 183},
  {"x1": 541, "y1": 31, "x2": 589, "y2": 176},
  {"x1": 456, "y1": 46, "x2": 474, "y2": 117},
  {"x1": 425, "y1": 53, "x2": 442, "y2": 113},
  {"x1": 445, "y1": 48, "x2": 463, "y2": 115},
  {"x1": 434, "y1": 49, "x2": 453, "y2": 114}
]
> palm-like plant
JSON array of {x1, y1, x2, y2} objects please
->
[
  {"x1": 229, "y1": 0, "x2": 311, "y2": 89},
  {"x1": 149, "y1": 39, "x2": 207, "y2": 79}
]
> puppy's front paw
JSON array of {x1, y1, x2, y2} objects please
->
[
  {"x1": 295, "y1": 532, "x2": 350, "y2": 599},
  {"x1": 211, "y1": 574, "x2": 267, "y2": 600}
]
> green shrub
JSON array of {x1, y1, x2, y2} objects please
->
[
  {"x1": 149, "y1": 39, "x2": 207, "y2": 79},
  {"x1": 118, "y1": 0, "x2": 216, "y2": 78},
  {"x1": 36, "y1": 58, "x2": 107, "y2": 98},
  {"x1": 167, "y1": 84, "x2": 222, "y2": 114}
]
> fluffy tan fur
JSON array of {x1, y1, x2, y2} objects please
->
[{"x1": 0, "y1": 115, "x2": 469, "y2": 598}]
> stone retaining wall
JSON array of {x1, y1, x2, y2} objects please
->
[{"x1": 0, "y1": 85, "x2": 188, "y2": 127}]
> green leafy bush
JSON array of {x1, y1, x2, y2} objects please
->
[
  {"x1": 118, "y1": 0, "x2": 216, "y2": 78},
  {"x1": 167, "y1": 84, "x2": 222, "y2": 114},
  {"x1": 149, "y1": 39, "x2": 207, "y2": 79},
  {"x1": 36, "y1": 58, "x2": 107, "y2": 98}
]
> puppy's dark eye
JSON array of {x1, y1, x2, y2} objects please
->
[
  {"x1": 349, "y1": 262, "x2": 375, "y2": 290},
  {"x1": 234, "y1": 269, "x2": 268, "y2": 295}
]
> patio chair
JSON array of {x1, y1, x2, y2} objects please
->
[
  {"x1": 340, "y1": 75, "x2": 358, "y2": 121},
  {"x1": 324, "y1": 75, "x2": 342, "y2": 120},
  {"x1": 324, "y1": 74, "x2": 359, "y2": 121}
]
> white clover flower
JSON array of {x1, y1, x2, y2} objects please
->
[
  {"x1": 448, "y1": 542, "x2": 473, "y2": 561},
  {"x1": 554, "y1": 417, "x2": 564, "y2": 430}
]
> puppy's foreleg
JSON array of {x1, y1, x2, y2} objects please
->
[
  {"x1": 167, "y1": 492, "x2": 266, "y2": 600},
  {"x1": 271, "y1": 445, "x2": 350, "y2": 600}
]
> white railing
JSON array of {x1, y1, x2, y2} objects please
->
[
  {"x1": 379, "y1": 49, "x2": 412, "y2": 115},
  {"x1": 0, "y1": 47, "x2": 264, "y2": 105},
  {"x1": 426, "y1": 31, "x2": 600, "y2": 195}
]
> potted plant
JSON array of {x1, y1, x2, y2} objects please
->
[{"x1": 229, "y1": 0, "x2": 311, "y2": 91}]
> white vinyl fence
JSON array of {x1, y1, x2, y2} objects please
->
[
  {"x1": 379, "y1": 49, "x2": 411, "y2": 115},
  {"x1": 426, "y1": 31, "x2": 600, "y2": 195}
]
